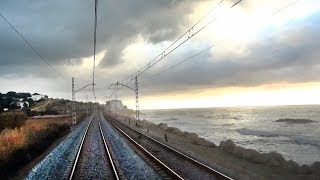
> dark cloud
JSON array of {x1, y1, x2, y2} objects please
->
[
  {"x1": 0, "y1": 0, "x2": 205, "y2": 69},
  {"x1": 0, "y1": 0, "x2": 319, "y2": 102}
]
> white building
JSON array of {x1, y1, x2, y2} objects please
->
[
  {"x1": 30, "y1": 94, "x2": 46, "y2": 101},
  {"x1": 16, "y1": 101, "x2": 29, "y2": 109},
  {"x1": 107, "y1": 100, "x2": 124, "y2": 111}
]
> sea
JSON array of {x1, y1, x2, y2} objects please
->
[{"x1": 140, "y1": 105, "x2": 320, "y2": 165}]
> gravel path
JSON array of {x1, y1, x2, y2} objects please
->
[
  {"x1": 26, "y1": 117, "x2": 91, "y2": 180},
  {"x1": 99, "y1": 113, "x2": 162, "y2": 180},
  {"x1": 73, "y1": 115, "x2": 114, "y2": 179},
  {"x1": 105, "y1": 113, "x2": 219, "y2": 180}
]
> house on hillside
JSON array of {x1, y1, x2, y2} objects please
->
[
  {"x1": 29, "y1": 93, "x2": 47, "y2": 101},
  {"x1": 16, "y1": 101, "x2": 29, "y2": 109}
]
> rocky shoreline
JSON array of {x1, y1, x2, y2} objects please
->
[{"x1": 114, "y1": 114, "x2": 320, "y2": 179}]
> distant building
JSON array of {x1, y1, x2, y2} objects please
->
[
  {"x1": 106, "y1": 100, "x2": 124, "y2": 111},
  {"x1": 16, "y1": 101, "x2": 29, "y2": 109},
  {"x1": 30, "y1": 93, "x2": 47, "y2": 101}
]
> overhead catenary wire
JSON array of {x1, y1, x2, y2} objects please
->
[
  {"x1": 93, "y1": 0, "x2": 98, "y2": 101},
  {"x1": 107, "y1": 0, "x2": 302, "y2": 99},
  {"x1": 0, "y1": 12, "x2": 66, "y2": 80},
  {"x1": 141, "y1": 0, "x2": 302, "y2": 82},
  {"x1": 107, "y1": 0, "x2": 242, "y2": 98},
  {"x1": 141, "y1": 41, "x2": 224, "y2": 82},
  {"x1": 120, "y1": 0, "x2": 231, "y2": 84}
]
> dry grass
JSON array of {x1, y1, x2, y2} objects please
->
[{"x1": 0, "y1": 116, "x2": 71, "y2": 162}]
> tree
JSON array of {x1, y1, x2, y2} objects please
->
[
  {"x1": 9, "y1": 102, "x2": 18, "y2": 110},
  {"x1": 27, "y1": 98, "x2": 34, "y2": 107},
  {"x1": 6, "y1": 91, "x2": 17, "y2": 98},
  {"x1": 23, "y1": 102, "x2": 28, "y2": 109},
  {"x1": 17, "y1": 93, "x2": 31, "y2": 99},
  {"x1": 3, "y1": 97, "x2": 14, "y2": 108}
]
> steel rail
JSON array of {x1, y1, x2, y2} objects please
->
[
  {"x1": 105, "y1": 113, "x2": 233, "y2": 180},
  {"x1": 69, "y1": 115, "x2": 94, "y2": 180},
  {"x1": 98, "y1": 117, "x2": 120, "y2": 180},
  {"x1": 105, "y1": 116, "x2": 184, "y2": 180}
]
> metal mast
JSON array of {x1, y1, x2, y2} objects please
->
[
  {"x1": 72, "y1": 78, "x2": 76, "y2": 124},
  {"x1": 86, "y1": 95, "x2": 89, "y2": 116},
  {"x1": 135, "y1": 76, "x2": 139, "y2": 120}
]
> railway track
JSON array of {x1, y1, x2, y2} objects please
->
[
  {"x1": 103, "y1": 113, "x2": 233, "y2": 180},
  {"x1": 68, "y1": 115, "x2": 119, "y2": 180}
]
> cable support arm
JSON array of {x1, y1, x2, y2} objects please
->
[
  {"x1": 108, "y1": 82, "x2": 135, "y2": 91},
  {"x1": 75, "y1": 84, "x2": 95, "y2": 93}
]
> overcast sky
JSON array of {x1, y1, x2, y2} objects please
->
[{"x1": 1, "y1": 0, "x2": 320, "y2": 109}]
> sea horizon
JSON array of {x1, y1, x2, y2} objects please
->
[{"x1": 141, "y1": 103, "x2": 320, "y2": 111}]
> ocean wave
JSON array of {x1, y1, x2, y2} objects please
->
[
  {"x1": 166, "y1": 117, "x2": 179, "y2": 121},
  {"x1": 275, "y1": 118, "x2": 316, "y2": 124},
  {"x1": 195, "y1": 114, "x2": 213, "y2": 119},
  {"x1": 291, "y1": 136, "x2": 320, "y2": 148},
  {"x1": 237, "y1": 128, "x2": 320, "y2": 148},
  {"x1": 221, "y1": 123, "x2": 235, "y2": 126},
  {"x1": 237, "y1": 128, "x2": 279, "y2": 137}
]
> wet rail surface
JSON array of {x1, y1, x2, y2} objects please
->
[
  {"x1": 103, "y1": 113, "x2": 233, "y2": 180},
  {"x1": 70, "y1": 114, "x2": 119, "y2": 180}
]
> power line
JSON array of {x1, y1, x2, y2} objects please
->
[
  {"x1": 0, "y1": 12, "x2": 66, "y2": 80},
  {"x1": 141, "y1": 41, "x2": 223, "y2": 82},
  {"x1": 141, "y1": 0, "x2": 302, "y2": 82},
  {"x1": 120, "y1": 0, "x2": 232, "y2": 84},
  {"x1": 107, "y1": 0, "x2": 242, "y2": 99},
  {"x1": 108, "y1": 0, "x2": 302, "y2": 99},
  {"x1": 93, "y1": 0, "x2": 98, "y2": 101}
]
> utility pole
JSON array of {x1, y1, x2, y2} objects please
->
[
  {"x1": 115, "y1": 88, "x2": 117, "y2": 116},
  {"x1": 86, "y1": 95, "x2": 89, "y2": 117},
  {"x1": 108, "y1": 77, "x2": 140, "y2": 120},
  {"x1": 72, "y1": 78, "x2": 76, "y2": 125},
  {"x1": 71, "y1": 78, "x2": 94, "y2": 125},
  {"x1": 135, "y1": 76, "x2": 139, "y2": 120}
]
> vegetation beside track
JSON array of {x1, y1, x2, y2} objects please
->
[{"x1": 0, "y1": 116, "x2": 72, "y2": 179}]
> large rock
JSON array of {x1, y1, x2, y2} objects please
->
[
  {"x1": 158, "y1": 123, "x2": 168, "y2": 130},
  {"x1": 311, "y1": 161, "x2": 320, "y2": 173},
  {"x1": 219, "y1": 139, "x2": 288, "y2": 167},
  {"x1": 283, "y1": 160, "x2": 299, "y2": 171},
  {"x1": 266, "y1": 152, "x2": 286, "y2": 166},
  {"x1": 219, "y1": 139, "x2": 236, "y2": 153},
  {"x1": 297, "y1": 164, "x2": 312, "y2": 175},
  {"x1": 167, "y1": 127, "x2": 183, "y2": 134},
  {"x1": 235, "y1": 147, "x2": 267, "y2": 164}
]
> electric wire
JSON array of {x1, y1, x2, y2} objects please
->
[
  {"x1": 93, "y1": 0, "x2": 98, "y2": 101},
  {"x1": 0, "y1": 12, "x2": 66, "y2": 80},
  {"x1": 141, "y1": 0, "x2": 301, "y2": 82},
  {"x1": 141, "y1": 41, "x2": 223, "y2": 82},
  {"x1": 107, "y1": 0, "x2": 302, "y2": 99},
  {"x1": 120, "y1": 0, "x2": 229, "y2": 83},
  {"x1": 107, "y1": 0, "x2": 242, "y2": 98}
]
